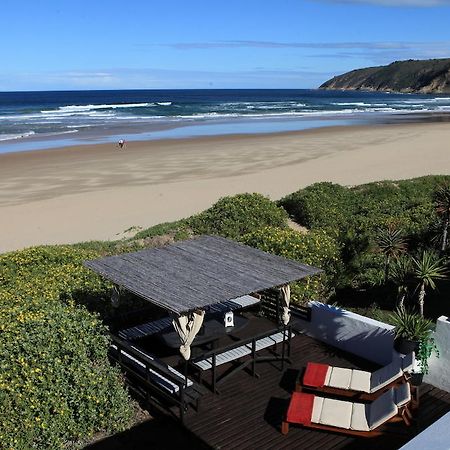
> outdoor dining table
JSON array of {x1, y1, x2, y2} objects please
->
[{"x1": 157, "y1": 314, "x2": 249, "y2": 349}]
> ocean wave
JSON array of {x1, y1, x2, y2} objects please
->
[
  {"x1": 399, "y1": 97, "x2": 450, "y2": 104},
  {"x1": 0, "y1": 131, "x2": 35, "y2": 141},
  {"x1": 156, "y1": 102, "x2": 172, "y2": 106},
  {"x1": 40, "y1": 102, "x2": 153, "y2": 114},
  {"x1": 332, "y1": 102, "x2": 377, "y2": 107}
]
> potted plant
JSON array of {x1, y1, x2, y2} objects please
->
[
  {"x1": 411, "y1": 334, "x2": 440, "y2": 386},
  {"x1": 389, "y1": 307, "x2": 433, "y2": 354}
]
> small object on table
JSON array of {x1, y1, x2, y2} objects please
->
[{"x1": 224, "y1": 311, "x2": 234, "y2": 327}]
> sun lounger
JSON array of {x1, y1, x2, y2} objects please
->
[
  {"x1": 282, "y1": 383, "x2": 412, "y2": 436},
  {"x1": 299, "y1": 353, "x2": 414, "y2": 400}
]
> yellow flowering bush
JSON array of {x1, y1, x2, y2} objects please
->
[
  {"x1": 241, "y1": 227, "x2": 341, "y2": 303},
  {"x1": 0, "y1": 246, "x2": 133, "y2": 449}
]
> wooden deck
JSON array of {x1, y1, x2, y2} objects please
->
[{"x1": 182, "y1": 333, "x2": 450, "y2": 450}]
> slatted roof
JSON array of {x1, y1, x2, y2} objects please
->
[{"x1": 84, "y1": 235, "x2": 322, "y2": 315}]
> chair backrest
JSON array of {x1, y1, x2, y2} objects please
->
[
  {"x1": 401, "y1": 352, "x2": 414, "y2": 372},
  {"x1": 370, "y1": 359, "x2": 402, "y2": 392},
  {"x1": 368, "y1": 388, "x2": 397, "y2": 430},
  {"x1": 393, "y1": 382, "x2": 411, "y2": 407}
]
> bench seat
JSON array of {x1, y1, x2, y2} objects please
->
[
  {"x1": 110, "y1": 344, "x2": 193, "y2": 394},
  {"x1": 193, "y1": 330, "x2": 294, "y2": 371}
]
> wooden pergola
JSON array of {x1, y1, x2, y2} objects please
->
[{"x1": 84, "y1": 235, "x2": 322, "y2": 315}]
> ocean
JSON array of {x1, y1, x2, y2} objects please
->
[{"x1": 1, "y1": 89, "x2": 450, "y2": 153}]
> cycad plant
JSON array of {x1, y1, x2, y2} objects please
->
[
  {"x1": 375, "y1": 225, "x2": 407, "y2": 283},
  {"x1": 412, "y1": 250, "x2": 447, "y2": 316},
  {"x1": 433, "y1": 184, "x2": 450, "y2": 252}
]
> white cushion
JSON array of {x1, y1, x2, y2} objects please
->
[
  {"x1": 350, "y1": 403, "x2": 370, "y2": 431},
  {"x1": 324, "y1": 366, "x2": 332, "y2": 386},
  {"x1": 311, "y1": 396, "x2": 324, "y2": 424},
  {"x1": 394, "y1": 383, "x2": 411, "y2": 407},
  {"x1": 349, "y1": 370, "x2": 371, "y2": 393},
  {"x1": 370, "y1": 362, "x2": 402, "y2": 393},
  {"x1": 328, "y1": 367, "x2": 352, "y2": 390},
  {"x1": 318, "y1": 398, "x2": 352, "y2": 429},
  {"x1": 368, "y1": 389, "x2": 397, "y2": 430},
  {"x1": 401, "y1": 353, "x2": 414, "y2": 372}
]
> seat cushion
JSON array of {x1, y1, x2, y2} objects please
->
[
  {"x1": 350, "y1": 403, "x2": 370, "y2": 431},
  {"x1": 303, "y1": 362, "x2": 330, "y2": 388},
  {"x1": 349, "y1": 369, "x2": 371, "y2": 393},
  {"x1": 394, "y1": 383, "x2": 411, "y2": 407},
  {"x1": 311, "y1": 396, "x2": 324, "y2": 424},
  {"x1": 368, "y1": 389, "x2": 397, "y2": 430},
  {"x1": 370, "y1": 362, "x2": 402, "y2": 393},
  {"x1": 286, "y1": 392, "x2": 315, "y2": 425},
  {"x1": 401, "y1": 352, "x2": 414, "y2": 372},
  {"x1": 328, "y1": 367, "x2": 352, "y2": 390},
  {"x1": 318, "y1": 398, "x2": 352, "y2": 429}
]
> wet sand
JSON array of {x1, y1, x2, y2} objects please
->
[{"x1": 1, "y1": 122, "x2": 450, "y2": 253}]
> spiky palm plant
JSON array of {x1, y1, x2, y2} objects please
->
[
  {"x1": 412, "y1": 250, "x2": 447, "y2": 316},
  {"x1": 433, "y1": 184, "x2": 450, "y2": 252},
  {"x1": 375, "y1": 225, "x2": 407, "y2": 283},
  {"x1": 389, "y1": 256, "x2": 413, "y2": 309}
]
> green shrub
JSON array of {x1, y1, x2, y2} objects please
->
[
  {"x1": 133, "y1": 219, "x2": 191, "y2": 241},
  {"x1": 279, "y1": 176, "x2": 450, "y2": 289},
  {"x1": 240, "y1": 226, "x2": 341, "y2": 303},
  {"x1": 0, "y1": 246, "x2": 133, "y2": 449},
  {"x1": 278, "y1": 182, "x2": 353, "y2": 231},
  {"x1": 188, "y1": 193, "x2": 288, "y2": 239}
]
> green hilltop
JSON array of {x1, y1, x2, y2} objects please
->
[{"x1": 320, "y1": 58, "x2": 450, "y2": 94}]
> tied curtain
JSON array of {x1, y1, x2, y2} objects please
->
[
  {"x1": 111, "y1": 285, "x2": 120, "y2": 308},
  {"x1": 172, "y1": 310, "x2": 205, "y2": 360},
  {"x1": 280, "y1": 284, "x2": 291, "y2": 325}
]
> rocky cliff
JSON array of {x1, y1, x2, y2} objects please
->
[{"x1": 320, "y1": 58, "x2": 450, "y2": 94}]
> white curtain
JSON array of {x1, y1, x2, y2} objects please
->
[
  {"x1": 111, "y1": 285, "x2": 120, "y2": 308},
  {"x1": 172, "y1": 310, "x2": 205, "y2": 360},
  {"x1": 280, "y1": 284, "x2": 291, "y2": 325}
]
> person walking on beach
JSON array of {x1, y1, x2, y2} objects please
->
[{"x1": 118, "y1": 139, "x2": 125, "y2": 149}]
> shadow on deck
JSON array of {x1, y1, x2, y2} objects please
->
[
  {"x1": 182, "y1": 333, "x2": 450, "y2": 450},
  {"x1": 87, "y1": 316, "x2": 450, "y2": 450}
]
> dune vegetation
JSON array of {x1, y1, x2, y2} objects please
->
[{"x1": 1, "y1": 176, "x2": 450, "y2": 448}]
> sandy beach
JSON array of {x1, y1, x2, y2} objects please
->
[{"x1": 1, "y1": 121, "x2": 450, "y2": 253}]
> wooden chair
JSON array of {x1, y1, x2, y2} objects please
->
[
  {"x1": 298, "y1": 353, "x2": 414, "y2": 400},
  {"x1": 282, "y1": 383, "x2": 412, "y2": 437}
]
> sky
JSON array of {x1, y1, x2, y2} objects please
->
[{"x1": 1, "y1": 0, "x2": 450, "y2": 91}]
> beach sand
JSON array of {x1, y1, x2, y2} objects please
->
[{"x1": 1, "y1": 121, "x2": 450, "y2": 253}]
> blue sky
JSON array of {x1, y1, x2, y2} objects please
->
[{"x1": 1, "y1": 0, "x2": 450, "y2": 91}]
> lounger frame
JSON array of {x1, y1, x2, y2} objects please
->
[{"x1": 281, "y1": 406, "x2": 412, "y2": 437}]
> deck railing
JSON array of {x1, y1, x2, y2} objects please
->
[{"x1": 108, "y1": 334, "x2": 203, "y2": 422}]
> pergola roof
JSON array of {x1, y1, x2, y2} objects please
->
[{"x1": 84, "y1": 235, "x2": 322, "y2": 315}]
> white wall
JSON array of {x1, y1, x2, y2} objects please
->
[
  {"x1": 399, "y1": 411, "x2": 450, "y2": 450},
  {"x1": 424, "y1": 316, "x2": 450, "y2": 392},
  {"x1": 294, "y1": 301, "x2": 395, "y2": 365}
]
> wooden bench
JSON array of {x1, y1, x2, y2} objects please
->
[
  {"x1": 118, "y1": 294, "x2": 260, "y2": 341},
  {"x1": 118, "y1": 316, "x2": 172, "y2": 341},
  {"x1": 206, "y1": 294, "x2": 261, "y2": 314},
  {"x1": 109, "y1": 335, "x2": 206, "y2": 422},
  {"x1": 191, "y1": 326, "x2": 295, "y2": 393}
]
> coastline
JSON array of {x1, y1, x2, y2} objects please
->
[{"x1": 2, "y1": 121, "x2": 450, "y2": 253}]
